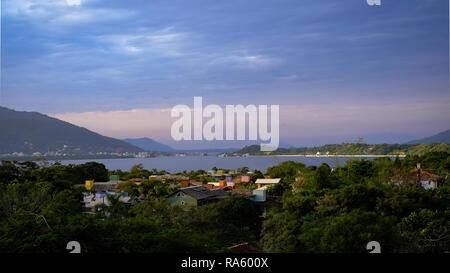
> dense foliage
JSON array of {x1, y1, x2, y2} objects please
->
[
  {"x1": 235, "y1": 143, "x2": 450, "y2": 156},
  {"x1": 261, "y1": 154, "x2": 450, "y2": 253},
  {"x1": 0, "y1": 152, "x2": 449, "y2": 253}
]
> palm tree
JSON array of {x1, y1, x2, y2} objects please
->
[{"x1": 106, "y1": 193, "x2": 128, "y2": 220}]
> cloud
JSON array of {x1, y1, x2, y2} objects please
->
[
  {"x1": 3, "y1": 0, "x2": 448, "y2": 138},
  {"x1": 98, "y1": 28, "x2": 190, "y2": 56},
  {"x1": 279, "y1": 101, "x2": 450, "y2": 139},
  {"x1": 52, "y1": 108, "x2": 174, "y2": 140},
  {"x1": 232, "y1": 55, "x2": 283, "y2": 69},
  {"x1": 5, "y1": 0, "x2": 135, "y2": 27},
  {"x1": 51, "y1": 100, "x2": 450, "y2": 146},
  {"x1": 66, "y1": 0, "x2": 82, "y2": 6},
  {"x1": 208, "y1": 54, "x2": 283, "y2": 70}
]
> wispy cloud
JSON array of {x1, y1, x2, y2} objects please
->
[
  {"x1": 208, "y1": 53, "x2": 283, "y2": 70},
  {"x1": 52, "y1": 108, "x2": 174, "y2": 140},
  {"x1": 3, "y1": 0, "x2": 448, "y2": 143},
  {"x1": 5, "y1": 0, "x2": 135, "y2": 28},
  {"x1": 98, "y1": 28, "x2": 190, "y2": 56},
  {"x1": 51, "y1": 100, "x2": 450, "y2": 146}
]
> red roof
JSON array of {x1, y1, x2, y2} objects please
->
[
  {"x1": 189, "y1": 181, "x2": 203, "y2": 186},
  {"x1": 202, "y1": 184, "x2": 215, "y2": 190},
  {"x1": 228, "y1": 242, "x2": 263, "y2": 253},
  {"x1": 129, "y1": 178, "x2": 143, "y2": 182},
  {"x1": 409, "y1": 168, "x2": 439, "y2": 181}
]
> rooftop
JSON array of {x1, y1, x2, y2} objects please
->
[
  {"x1": 228, "y1": 242, "x2": 263, "y2": 253},
  {"x1": 74, "y1": 181, "x2": 119, "y2": 192},
  {"x1": 409, "y1": 168, "x2": 439, "y2": 181},
  {"x1": 255, "y1": 178, "x2": 281, "y2": 184},
  {"x1": 175, "y1": 185, "x2": 228, "y2": 201}
]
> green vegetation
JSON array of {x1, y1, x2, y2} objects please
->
[
  {"x1": 0, "y1": 152, "x2": 449, "y2": 253},
  {"x1": 260, "y1": 153, "x2": 450, "y2": 253},
  {"x1": 235, "y1": 142, "x2": 450, "y2": 156}
]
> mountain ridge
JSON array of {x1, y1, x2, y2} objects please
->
[
  {"x1": 405, "y1": 129, "x2": 450, "y2": 144},
  {"x1": 123, "y1": 137, "x2": 175, "y2": 152},
  {"x1": 0, "y1": 107, "x2": 143, "y2": 155}
]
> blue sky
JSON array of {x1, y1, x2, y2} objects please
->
[{"x1": 1, "y1": 0, "x2": 449, "y2": 147}]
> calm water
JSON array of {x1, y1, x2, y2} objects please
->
[{"x1": 59, "y1": 156, "x2": 384, "y2": 173}]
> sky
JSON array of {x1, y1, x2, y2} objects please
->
[{"x1": 1, "y1": 0, "x2": 449, "y2": 148}]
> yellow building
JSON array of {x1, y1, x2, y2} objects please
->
[
  {"x1": 85, "y1": 180, "x2": 94, "y2": 191},
  {"x1": 255, "y1": 178, "x2": 281, "y2": 188}
]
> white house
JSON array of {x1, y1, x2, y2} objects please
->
[{"x1": 255, "y1": 178, "x2": 281, "y2": 188}]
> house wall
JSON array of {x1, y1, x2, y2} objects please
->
[
  {"x1": 251, "y1": 188, "x2": 267, "y2": 202},
  {"x1": 421, "y1": 180, "x2": 437, "y2": 189}
]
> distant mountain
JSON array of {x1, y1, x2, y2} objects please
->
[
  {"x1": 405, "y1": 130, "x2": 450, "y2": 144},
  {"x1": 167, "y1": 140, "x2": 293, "y2": 151},
  {"x1": 123, "y1": 137, "x2": 175, "y2": 152},
  {"x1": 0, "y1": 107, "x2": 143, "y2": 154}
]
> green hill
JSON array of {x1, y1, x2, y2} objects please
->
[
  {"x1": 123, "y1": 137, "x2": 175, "y2": 152},
  {"x1": 233, "y1": 142, "x2": 450, "y2": 156},
  {"x1": 0, "y1": 107, "x2": 143, "y2": 155},
  {"x1": 406, "y1": 129, "x2": 450, "y2": 144}
]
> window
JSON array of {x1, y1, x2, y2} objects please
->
[{"x1": 181, "y1": 201, "x2": 185, "y2": 205}]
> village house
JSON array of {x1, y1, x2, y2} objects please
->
[
  {"x1": 391, "y1": 165, "x2": 440, "y2": 189},
  {"x1": 255, "y1": 178, "x2": 281, "y2": 188},
  {"x1": 166, "y1": 185, "x2": 228, "y2": 207},
  {"x1": 74, "y1": 180, "x2": 137, "y2": 213},
  {"x1": 409, "y1": 168, "x2": 440, "y2": 189},
  {"x1": 231, "y1": 187, "x2": 282, "y2": 216},
  {"x1": 240, "y1": 175, "x2": 251, "y2": 182},
  {"x1": 109, "y1": 175, "x2": 120, "y2": 182}
]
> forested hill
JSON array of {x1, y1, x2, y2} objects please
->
[
  {"x1": 0, "y1": 107, "x2": 143, "y2": 154},
  {"x1": 123, "y1": 137, "x2": 175, "y2": 152},
  {"x1": 233, "y1": 143, "x2": 450, "y2": 156},
  {"x1": 406, "y1": 130, "x2": 450, "y2": 144}
]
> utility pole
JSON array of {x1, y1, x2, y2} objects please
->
[{"x1": 416, "y1": 162, "x2": 421, "y2": 187}]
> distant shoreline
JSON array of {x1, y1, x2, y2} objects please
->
[
  {"x1": 0, "y1": 155, "x2": 137, "y2": 161},
  {"x1": 0, "y1": 154, "x2": 406, "y2": 162},
  {"x1": 249, "y1": 154, "x2": 406, "y2": 158}
]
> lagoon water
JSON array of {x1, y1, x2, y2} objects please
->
[{"x1": 59, "y1": 156, "x2": 383, "y2": 173}]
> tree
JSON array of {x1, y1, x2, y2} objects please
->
[
  {"x1": 118, "y1": 181, "x2": 140, "y2": 197},
  {"x1": 194, "y1": 196, "x2": 262, "y2": 246},
  {"x1": 313, "y1": 163, "x2": 331, "y2": 189},
  {"x1": 398, "y1": 209, "x2": 450, "y2": 253},
  {"x1": 343, "y1": 159, "x2": 375, "y2": 183},
  {"x1": 266, "y1": 161, "x2": 306, "y2": 182},
  {"x1": 261, "y1": 211, "x2": 298, "y2": 252},
  {"x1": 334, "y1": 184, "x2": 383, "y2": 212},
  {"x1": 250, "y1": 170, "x2": 264, "y2": 181},
  {"x1": 129, "y1": 164, "x2": 151, "y2": 179},
  {"x1": 74, "y1": 162, "x2": 108, "y2": 183},
  {"x1": 104, "y1": 194, "x2": 128, "y2": 220},
  {"x1": 267, "y1": 181, "x2": 291, "y2": 197},
  {"x1": 237, "y1": 166, "x2": 249, "y2": 174},
  {"x1": 140, "y1": 179, "x2": 174, "y2": 198},
  {"x1": 129, "y1": 199, "x2": 186, "y2": 223},
  {"x1": 297, "y1": 210, "x2": 399, "y2": 253},
  {"x1": 0, "y1": 161, "x2": 21, "y2": 184}
]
